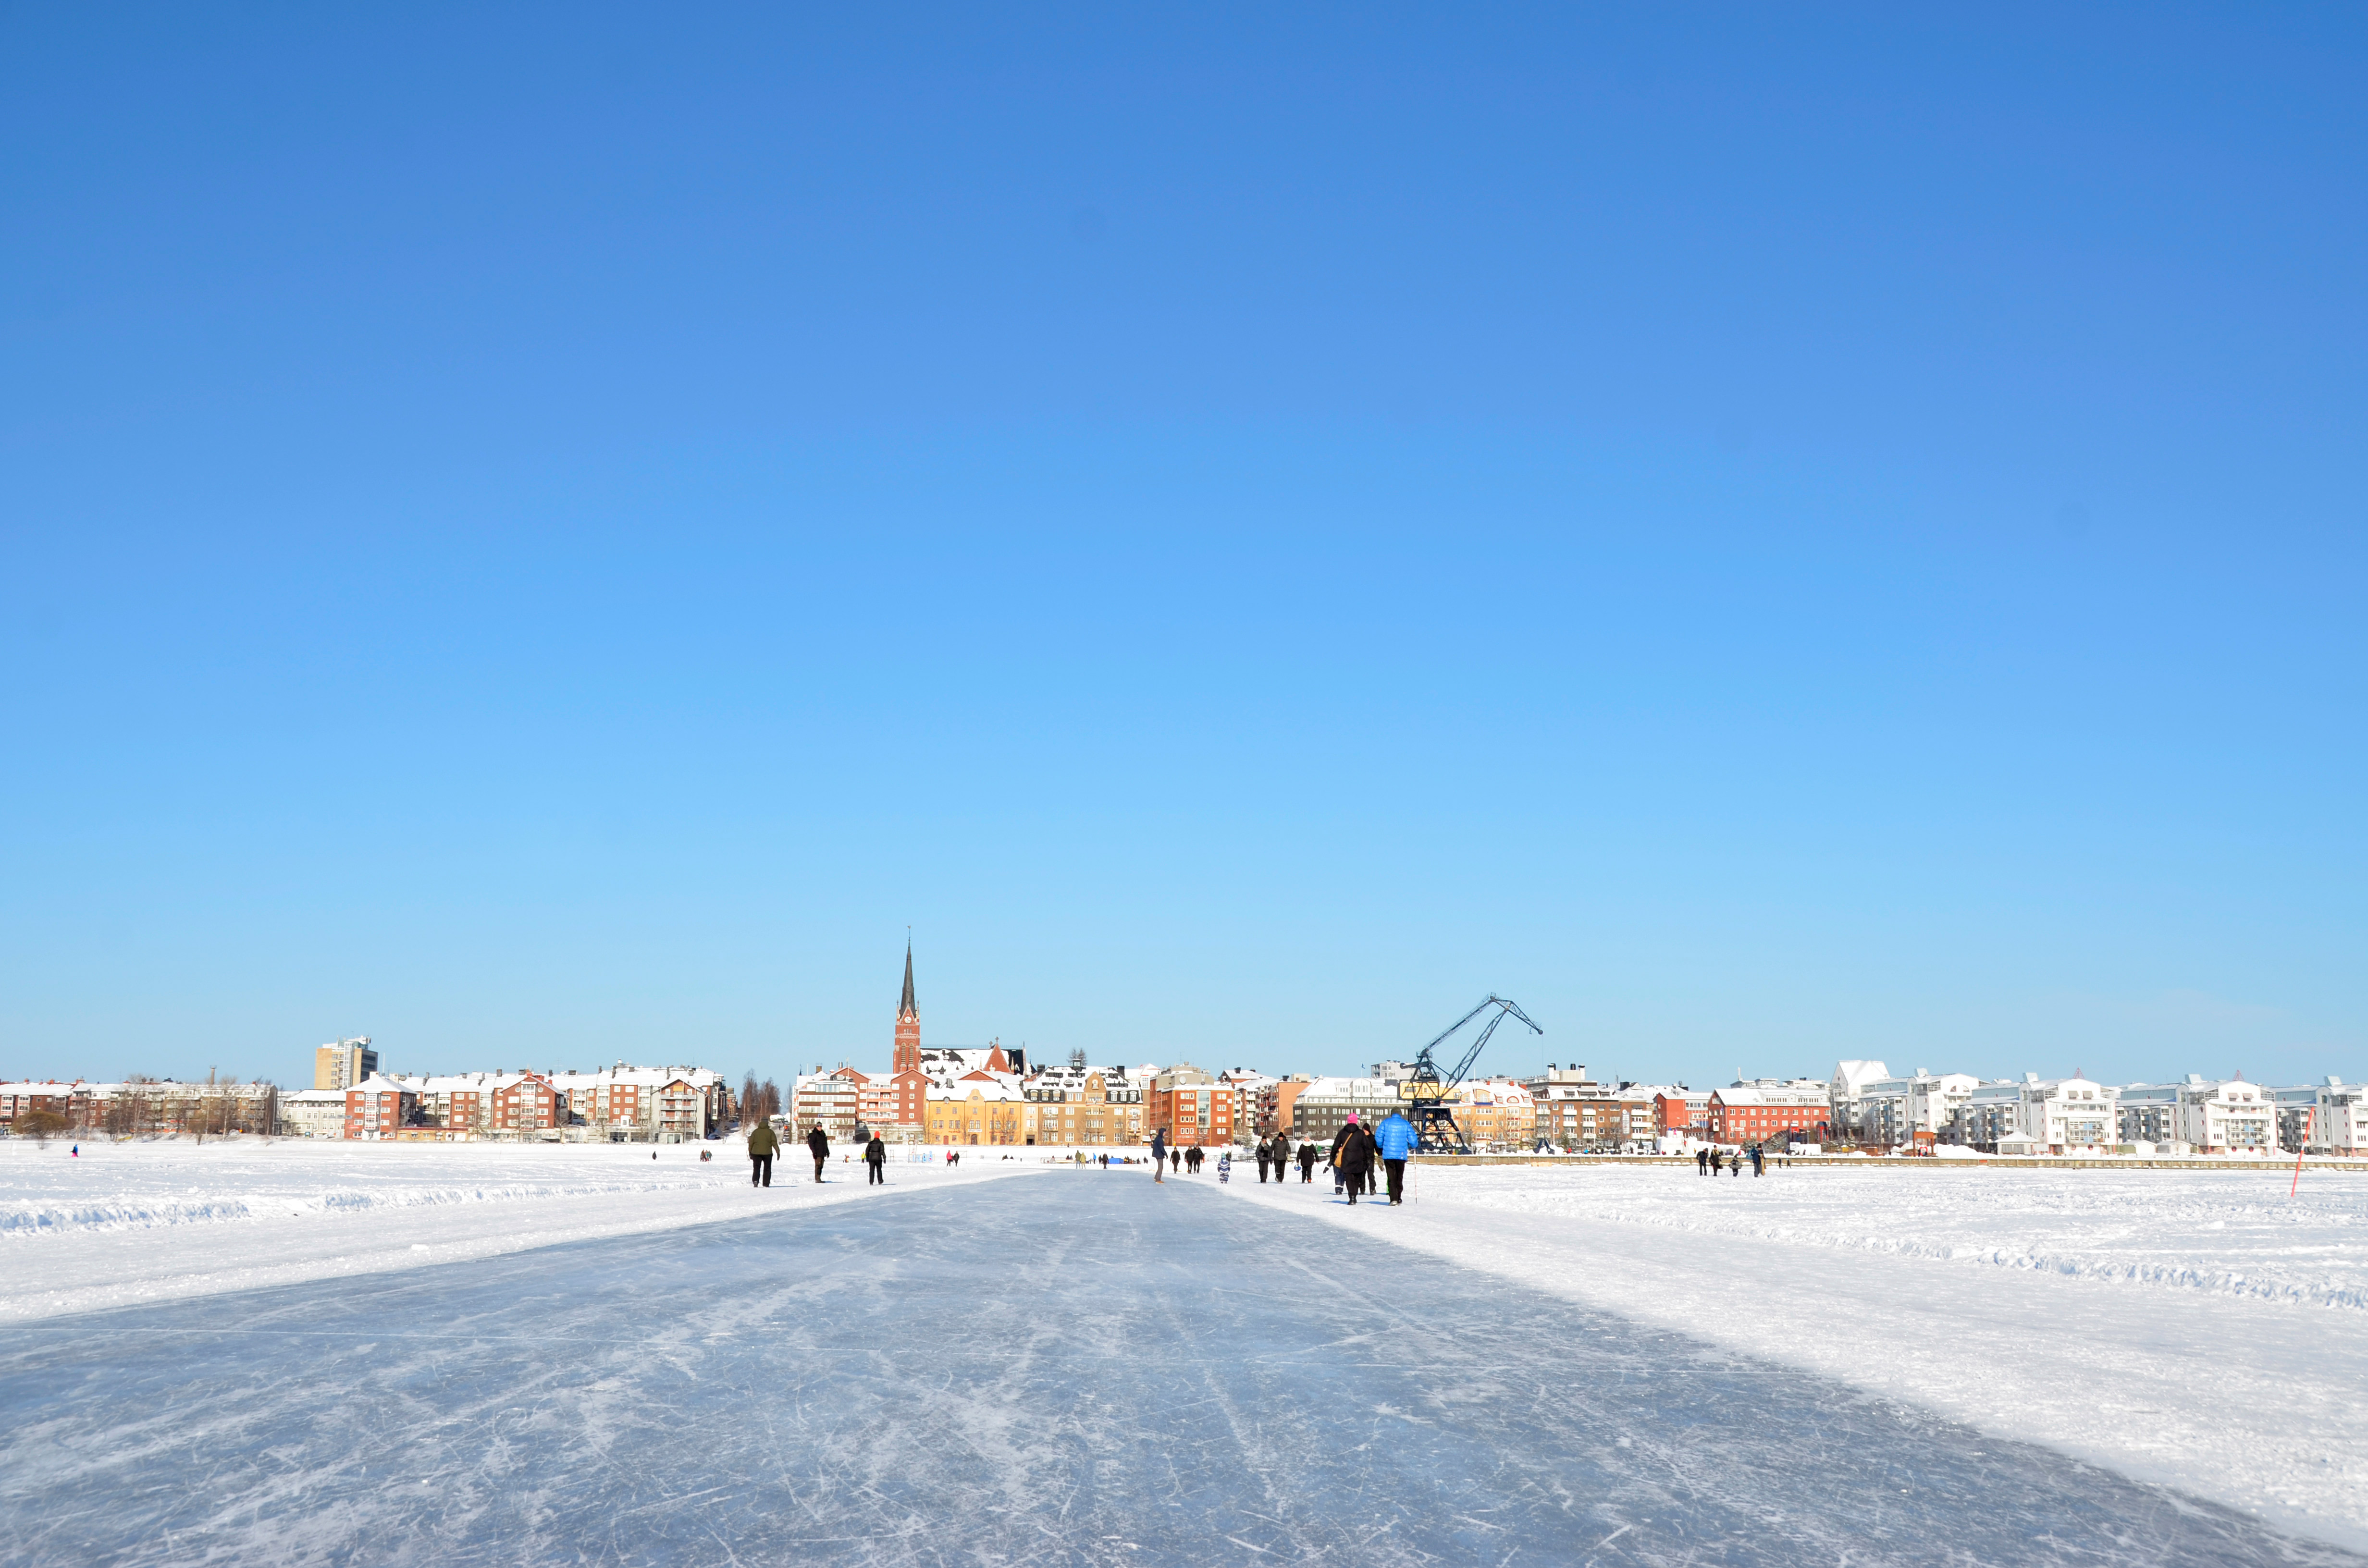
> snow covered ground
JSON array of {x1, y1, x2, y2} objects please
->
[
  {"x1": 0, "y1": 1135, "x2": 1036, "y2": 1323},
  {"x1": 1219, "y1": 1160, "x2": 2368, "y2": 1553}
]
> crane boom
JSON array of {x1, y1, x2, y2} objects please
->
[{"x1": 1399, "y1": 995, "x2": 1544, "y2": 1152}]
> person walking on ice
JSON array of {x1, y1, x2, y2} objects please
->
[
  {"x1": 1150, "y1": 1127, "x2": 1167, "y2": 1183},
  {"x1": 1333, "y1": 1114, "x2": 1373, "y2": 1204},
  {"x1": 747, "y1": 1117, "x2": 778, "y2": 1188},
  {"x1": 1374, "y1": 1105, "x2": 1417, "y2": 1205},
  {"x1": 806, "y1": 1122, "x2": 830, "y2": 1183},
  {"x1": 865, "y1": 1131, "x2": 887, "y2": 1184}
]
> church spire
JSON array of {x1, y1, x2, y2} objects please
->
[{"x1": 892, "y1": 936, "x2": 921, "y2": 1078}]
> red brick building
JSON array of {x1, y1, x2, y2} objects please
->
[
  {"x1": 1655, "y1": 1090, "x2": 1710, "y2": 1136},
  {"x1": 1147, "y1": 1064, "x2": 1236, "y2": 1146},
  {"x1": 884, "y1": 943, "x2": 929, "y2": 1132},
  {"x1": 345, "y1": 1075, "x2": 419, "y2": 1140},
  {"x1": 1706, "y1": 1086, "x2": 1825, "y2": 1146}
]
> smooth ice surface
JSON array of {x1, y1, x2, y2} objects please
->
[
  {"x1": 0, "y1": 1137, "x2": 1036, "y2": 1322},
  {"x1": 1221, "y1": 1162, "x2": 2368, "y2": 1551},
  {"x1": 3, "y1": 1173, "x2": 2357, "y2": 1567}
]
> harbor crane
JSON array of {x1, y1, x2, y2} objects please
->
[{"x1": 1399, "y1": 995, "x2": 1544, "y2": 1152}]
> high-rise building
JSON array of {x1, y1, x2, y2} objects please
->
[{"x1": 314, "y1": 1037, "x2": 377, "y2": 1091}]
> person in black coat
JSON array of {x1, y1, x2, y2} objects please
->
[
  {"x1": 1298, "y1": 1139, "x2": 1316, "y2": 1182},
  {"x1": 865, "y1": 1133, "x2": 887, "y2": 1184},
  {"x1": 1334, "y1": 1118, "x2": 1374, "y2": 1204},
  {"x1": 806, "y1": 1123, "x2": 830, "y2": 1183}
]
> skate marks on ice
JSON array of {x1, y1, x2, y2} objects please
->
[{"x1": 0, "y1": 1176, "x2": 2354, "y2": 1568}]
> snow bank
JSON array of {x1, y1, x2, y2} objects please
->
[
  {"x1": 0, "y1": 1136, "x2": 1038, "y2": 1323},
  {"x1": 1218, "y1": 1161, "x2": 2368, "y2": 1554}
]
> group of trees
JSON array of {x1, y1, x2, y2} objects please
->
[
  {"x1": 12, "y1": 1071, "x2": 280, "y2": 1142},
  {"x1": 738, "y1": 1073, "x2": 782, "y2": 1127}
]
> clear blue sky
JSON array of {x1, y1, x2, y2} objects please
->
[{"x1": 3, "y1": 3, "x2": 2361, "y2": 1091}]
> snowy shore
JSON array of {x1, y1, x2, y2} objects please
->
[
  {"x1": 1217, "y1": 1159, "x2": 2368, "y2": 1554},
  {"x1": 0, "y1": 1136, "x2": 1037, "y2": 1323}
]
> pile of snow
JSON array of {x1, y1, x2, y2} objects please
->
[
  {"x1": 1442, "y1": 1160, "x2": 2368, "y2": 1310},
  {"x1": 1219, "y1": 1160, "x2": 2368, "y2": 1555},
  {"x1": 0, "y1": 1136, "x2": 1034, "y2": 1323}
]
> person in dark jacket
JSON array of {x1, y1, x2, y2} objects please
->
[
  {"x1": 746, "y1": 1119, "x2": 779, "y2": 1187},
  {"x1": 1750, "y1": 1145, "x2": 1764, "y2": 1177},
  {"x1": 1709, "y1": 1148, "x2": 1723, "y2": 1175},
  {"x1": 806, "y1": 1123, "x2": 829, "y2": 1183},
  {"x1": 1253, "y1": 1137, "x2": 1271, "y2": 1183},
  {"x1": 865, "y1": 1133, "x2": 887, "y2": 1184},
  {"x1": 1696, "y1": 1147, "x2": 1709, "y2": 1176},
  {"x1": 1334, "y1": 1116, "x2": 1374, "y2": 1203},
  {"x1": 1150, "y1": 1128, "x2": 1167, "y2": 1182},
  {"x1": 1298, "y1": 1139, "x2": 1316, "y2": 1182}
]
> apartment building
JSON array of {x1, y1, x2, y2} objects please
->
[
  {"x1": 1705, "y1": 1086, "x2": 1827, "y2": 1146},
  {"x1": 1147, "y1": 1064, "x2": 1240, "y2": 1146},
  {"x1": 313, "y1": 1038, "x2": 378, "y2": 1091},
  {"x1": 1021, "y1": 1066, "x2": 1144, "y2": 1146}
]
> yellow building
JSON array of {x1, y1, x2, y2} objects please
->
[
  {"x1": 926, "y1": 1080, "x2": 1026, "y2": 1146},
  {"x1": 1021, "y1": 1067, "x2": 1145, "y2": 1147},
  {"x1": 1446, "y1": 1079, "x2": 1538, "y2": 1151}
]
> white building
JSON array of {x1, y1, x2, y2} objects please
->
[
  {"x1": 278, "y1": 1088, "x2": 349, "y2": 1139},
  {"x1": 2178, "y1": 1076, "x2": 2276, "y2": 1153},
  {"x1": 1828, "y1": 1060, "x2": 1891, "y2": 1139},
  {"x1": 1858, "y1": 1070, "x2": 1978, "y2": 1147},
  {"x1": 1290, "y1": 1077, "x2": 1402, "y2": 1144},
  {"x1": 2302, "y1": 1079, "x2": 2368, "y2": 1154},
  {"x1": 2119, "y1": 1076, "x2": 2276, "y2": 1154},
  {"x1": 2017, "y1": 1074, "x2": 2119, "y2": 1154},
  {"x1": 1949, "y1": 1080, "x2": 2022, "y2": 1147}
]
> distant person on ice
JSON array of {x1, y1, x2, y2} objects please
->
[
  {"x1": 865, "y1": 1132, "x2": 887, "y2": 1185},
  {"x1": 1696, "y1": 1148, "x2": 1709, "y2": 1176},
  {"x1": 747, "y1": 1118, "x2": 778, "y2": 1188},
  {"x1": 1298, "y1": 1139, "x2": 1316, "y2": 1182},
  {"x1": 806, "y1": 1123, "x2": 830, "y2": 1183},
  {"x1": 1150, "y1": 1127, "x2": 1167, "y2": 1183},
  {"x1": 1375, "y1": 1107, "x2": 1416, "y2": 1205}
]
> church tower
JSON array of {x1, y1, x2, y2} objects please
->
[{"x1": 893, "y1": 939, "x2": 920, "y2": 1076}]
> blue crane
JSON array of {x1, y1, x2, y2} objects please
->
[{"x1": 1400, "y1": 995, "x2": 1544, "y2": 1152}]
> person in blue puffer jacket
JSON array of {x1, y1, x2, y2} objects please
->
[{"x1": 1374, "y1": 1108, "x2": 1418, "y2": 1205}]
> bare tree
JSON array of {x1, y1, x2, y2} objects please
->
[{"x1": 17, "y1": 1109, "x2": 70, "y2": 1146}]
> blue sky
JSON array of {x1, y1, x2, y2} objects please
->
[{"x1": 2, "y1": 3, "x2": 2361, "y2": 1091}]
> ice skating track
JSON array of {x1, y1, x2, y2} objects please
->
[{"x1": 0, "y1": 1171, "x2": 2354, "y2": 1566}]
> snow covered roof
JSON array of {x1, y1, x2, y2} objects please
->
[
  {"x1": 926, "y1": 1076, "x2": 1022, "y2": 1102},
  {"x1": 1711, "y1": 1086, "x2": 1828, "y2": 1108}
]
